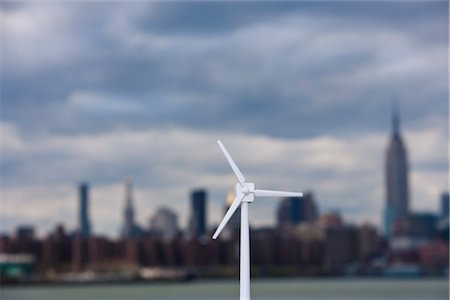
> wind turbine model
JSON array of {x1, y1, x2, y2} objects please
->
[{"x1": 212, "y1": 140, "x2": 302, "y2": 300}]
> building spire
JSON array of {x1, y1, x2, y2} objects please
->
[
  {"x1": 125, "y1": 176, "x2": 133, "y2": 207},
  {"x1": 122, "y1": 176, "x2": 138, "y2": 239},
  {"x1": 392, "y1": 100, "x2": 400, "y2": 136}
]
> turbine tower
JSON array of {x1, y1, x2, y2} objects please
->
[{"x1": 212, "y1": 140, "x2": 302, "y2": 300}]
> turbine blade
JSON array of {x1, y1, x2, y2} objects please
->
[
  {"x1": 212, "y1": 194, "x2": 244, "y2": 239},
  {"x1": 217, "y1": 140, "x2": 246, "y2": 185},
  {"x1": 254, "y1": 189, "x2": 303, "y2": 198}
]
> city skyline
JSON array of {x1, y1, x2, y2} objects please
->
[
  {"x1": 1, "y1": 102, "x2": 446, "y2": 238},
  {"x1": 2, "y1": 178, "x2": 447, "y2": 282},
  {"x1": 1, "y1": 2, "x2": 447, "y2": 237}
]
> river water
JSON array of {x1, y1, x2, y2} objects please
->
[{"x1": 2, "y1": 278, "x2": 448, "y2": 300}]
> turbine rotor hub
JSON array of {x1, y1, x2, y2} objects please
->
[{"x1": 237, "y1": 182, "x2": 255, "y2": 202}]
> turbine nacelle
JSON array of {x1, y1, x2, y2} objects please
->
[{"x1": 238, "y1": 183, "x2": 254, "y2": 202}]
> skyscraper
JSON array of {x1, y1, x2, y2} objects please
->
[
  {"x1": 16, "y1": 225, "x2": 35, "y2": 241},
  {"x1": 277, "y1": 197, "x2": 299, "y2": 230},
  {"x1": 441, "y1": 192, "x2": 449, "y2": 218},
  {"x1": 277, "y1": 192, "x2": 318, "y2": 230},
  {"x1": 301, "y1": 192, "x2": 319, "y2": 222},
  {"x1": 79, "y1": 183, "x2": 91, "y2": 237},
  {"x1": 121, "y1": 177, "x2": 140, "y2": 239},
  {"x1": 150, "y1": 207, "x2": 179, "y2": 241},
  {"x1": 189, "y1": 189, "x2": 207, "y2": 237},
  {"x1": 384, "y1": 104, "x2": 409, "y2": 238}
]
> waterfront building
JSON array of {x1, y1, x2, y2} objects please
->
[
  {"x1": 324, "y1": 225, "x2": 359, "y2": 271},
  {"x1": 357, "y1": 224, "x2": 383, "y2": 262},
  {"x1": 42, "y1": 225, "x2": 71, "y2": 270},
  {"x1": 393, "y1": 213, "x2": 437, "y2": 240},
  {"x1": 419, "y1": 239, "x2": 449, "y2": 270},
  {"x1": 72, "y1": 235, "x2": 89, "y2": 271}
]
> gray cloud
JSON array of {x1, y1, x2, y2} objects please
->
[{"x1": 2, "y1": 2, "x2": 447, "y2": 138}]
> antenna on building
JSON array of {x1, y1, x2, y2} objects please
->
[{"x1": 392, "y1": 99, "x2": 401, "y2": 135}]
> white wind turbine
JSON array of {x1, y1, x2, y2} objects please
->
[{"x1": 212, "y1": 140, "x2": 302, "y2": 300}]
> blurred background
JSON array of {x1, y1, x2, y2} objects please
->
[{"x1": 0, "y1": 1, "x2": 448, "y2": 300}]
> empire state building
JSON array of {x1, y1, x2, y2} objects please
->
[{"x1": 384, "y1": 105, "x2": 410, "y2": 237}]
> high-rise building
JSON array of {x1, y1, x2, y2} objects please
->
[
  {"x1": 150, "y1": 207, "x2": 179, "y2": 241},
  {"x1": 301, "y1": 192, "x2": 319, "y2": 222},
  {"x1": 393, "y1": 213, "x2": 437, "y2": 240},
  {"x1": 72, "y1": 235, "x2": 89, "y2": 271},
  {"x1": 277, "y1": 198, "x2": 292, "y2": 229},
  {"x1": 357, "y1": 224, "x2": 382, "y2": 262},
  {"x1": 16, "y1": 225, "x2": 35, "y2": 241},
  {"x1": 317, "y1": 211, "x2": 343, "y2": 228},
  {"x1": 189, "y1": 189, "x2": 207, "y2": 237},
  {"x1": 324, "y1": 225, "x2": 359, "y2": 271},
  {"x1": 277, "y1": 192, "x2": 318, "y2": 230},
  {"x1": 79, "y1": 183, "x2": 91, "y2": 237},
  {"x1": 440, "y1": 192, "x2": 449, "y2": 218},
  {"x1": 121, "y1": 177, "x2": 141, "y2": 239},
  {"x1": 384, "y1": 104, "x2": 409, "y2": 238}
]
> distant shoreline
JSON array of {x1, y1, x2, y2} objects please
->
[{"x1": 2, "y1": 273, "x2": 448, "y2": 288}]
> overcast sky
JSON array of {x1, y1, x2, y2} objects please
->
[{"x1": 1, "y1": 2, "x2": 448, "y2": 238}]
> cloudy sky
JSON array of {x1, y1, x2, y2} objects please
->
[{"x1": 1, "y1": 2, "x2": 448, "y2": 238}]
